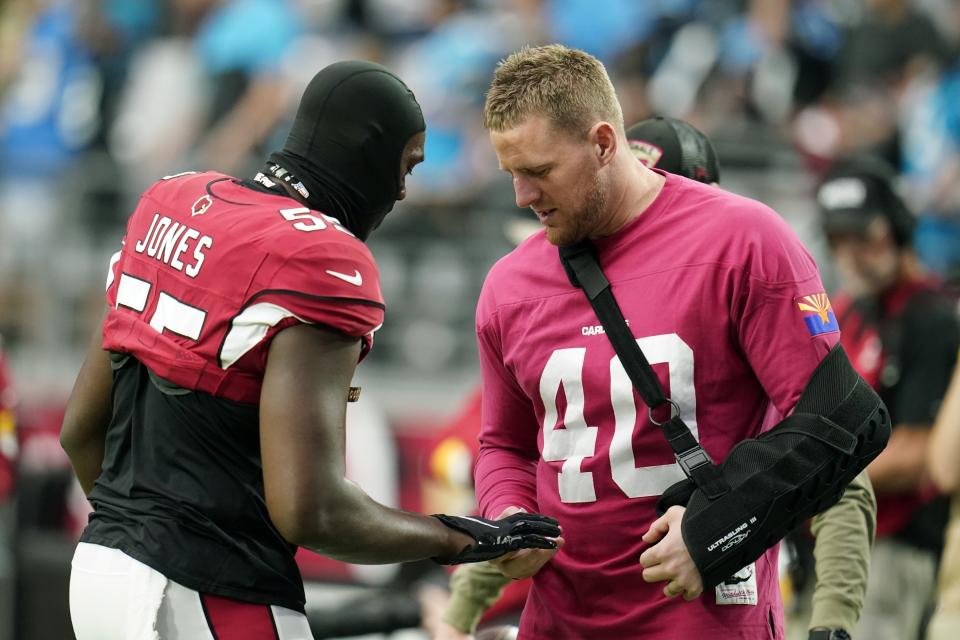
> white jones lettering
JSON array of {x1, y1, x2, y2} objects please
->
[
  {"x1": 170, "y1": 228, "x2": 199, "y2": 271},
  {"x1": 134, "y1": 212, "x2": 213, "y2": 278},
  {"x1": 187, "y1": 236, "x2": 213, "y2": 278},
  {"x1": 134, "y1": 213, "x2": 159, "y2": 253},
  {"x1": 146, "y1": 217, "x2": 170, "y2": 257}
]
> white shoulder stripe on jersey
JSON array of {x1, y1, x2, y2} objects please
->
[
  {"x1": 105, "y1": 250, "x2": 122, "y2": 291},
  {"x1": 220, "y1": 302, "x2": 308, "y2": 369}
]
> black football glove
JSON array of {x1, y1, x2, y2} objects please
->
[{"x1": 432, "y1": 512, "x2": 561, "y2": 564}]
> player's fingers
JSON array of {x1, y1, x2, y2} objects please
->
[
  {"x1": 638, "y1": 545, "x2": 661, "y2": 568},
  {"x1": 640, "y1": 513, "x2": 670, "y2": 543},
  {"x1": 664, "y1": 505, "x2": 686, "y2": 517},
  {"x1": 514, "y1": 535, "x2": 565, "y2": 552},
  {"x1": 512, "y1": 534, "x2": 557, "y2": 551},
  {"x1": 505, "y1": 512, "x2": 558, "y2": 525},
  {"x1": 506, "y1": 511, "x2": 560, "y2": 527},
  {"x1": 509, "y1": 517, "x2": 562, "y2": 537},
  {"x1": 502, "y1": 511, "x2": 560, "y2": 526},
  {"x1": 640, "y1": 563, "x2": 670, "y2": 583},
  {"x1": 682, "y1": 586, "x2": 701, "y2": 601},
  {"x1": 663, "y1": 581, "x2": 683, "y2": 598}
]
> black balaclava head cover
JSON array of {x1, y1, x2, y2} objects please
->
[{"x1": 266, "y1": 60, "x2": 425, "y2": 240}]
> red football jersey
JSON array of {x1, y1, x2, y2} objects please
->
[
  {"x1": 475, "y1": 172, "x2": 839, "y2": 639},
  {"x1": 102, "y1": 172, "x2": 385, "y2": 403}
]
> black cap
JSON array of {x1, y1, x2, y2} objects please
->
[
  {"x1": 626, "y1": 116, "x2": 720, "y2": 184},
  {"x1": 817, "y1": 155, "x2": 914, "y2": 246}
]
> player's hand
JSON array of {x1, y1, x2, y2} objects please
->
[
  {"x1": 488, "y1": 507, "x2": 564, "y2": 580},
  {"x1": 639, "y1": 505, "x2": 703, "y2": 600},
  {"x1": 433, "y1": 507, "x2": 562, "y2": 565}
]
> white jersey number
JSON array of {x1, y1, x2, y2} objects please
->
[
  {"x1": 540, "y1": 333, "x2": 698, "y2": 503},
  {"x1": 115, "y1": 273, "x2": 206, "y2": 340},
  {"x1": 279, "y1": 207, "x2": 354, "y2": 236}
]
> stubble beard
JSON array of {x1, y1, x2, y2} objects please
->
[{"x1": 545, "y1": 172, "x2": 608, "y2": 247}]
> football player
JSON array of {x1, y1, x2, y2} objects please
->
[
  {"x1": 473, "y1": 45, "x2": 886, "y2": 639},
  {"x1": 430, "y1": 117, "x2": 875, "y2": 640},
  {"x1": 60, "y1": 60, "x2": 560, "y2": 640}
]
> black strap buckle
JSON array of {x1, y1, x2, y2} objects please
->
[{"x1": 676, "y1": 445, "x2": 714, "y2": 479}]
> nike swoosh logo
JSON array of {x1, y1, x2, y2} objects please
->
[{"x1": 326, "y1": 269, "x2": 363, "y2": 286}]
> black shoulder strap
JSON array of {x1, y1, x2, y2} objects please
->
[{"x1": 558, "y1": 241, "x2": 729, "y2": 499}]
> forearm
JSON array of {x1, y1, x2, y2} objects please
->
[
  {"x1": 443, "y1": 562, "x2": 513, "y2": 633},
  {"x1": 474, "y1": 324, "x2": 541, "y2": 518},
  {"x1": 299, "y1": 478, "x2": 470, "y2": 564},
  {"x1": 866, "y1": 425, "x2": 929, "y2": 493},
  {"x1": 808, "y1": 470, "x2": 876, "y2": 631}
]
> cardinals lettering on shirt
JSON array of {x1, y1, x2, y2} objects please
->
[{"x1": 134, "y1": 212, "x2": 213, "y2": 278}]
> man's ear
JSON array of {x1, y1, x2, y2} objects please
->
[{"x1": 590, "y1": 122, "x2": 618, "y2": 167}]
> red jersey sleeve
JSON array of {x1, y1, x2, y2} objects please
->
[
  {"x1": 733, "y1": 209, "x2": 840, "y2": 417},
  {"x1": 474, "y1": 281, "x2": 540, "y2": 520},
  {"x1": 258, "y1": 238, "x2": 383, "y2": 334},
  {"x1": 220, "y1": 237, "x2": 385, "y2": 370}
]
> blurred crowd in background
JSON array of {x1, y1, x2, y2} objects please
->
[{"x1": 0, "y1": 0, "x2": 959, "y2": 638}]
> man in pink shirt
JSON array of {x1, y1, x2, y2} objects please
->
[{"x1": 474, "y1": 45, "x2": 881, "y2": 639}]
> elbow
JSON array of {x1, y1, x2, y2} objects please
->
[
  {"x1": 60, "y1": 400, "x2": 106, "y2": 460},
  {"x1": 267, "y1": 494, "x2": 340, "y2": 549},
  {"x1": 268, "y1": 500, "x2": 317, "y2": 548},
  {"x1": 59, "y1": 430, "x2": 75, "y2": 458},
  {"x1": 59, "y1": 414, "x2": 85, "y2": 460},
  {"x1": 273, "y1": 521, "x2": 310, "y2": 549}
]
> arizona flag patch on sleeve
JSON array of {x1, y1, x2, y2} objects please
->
[{"x1": 796, "y1": 292, "x2": 840, "y2": 337}]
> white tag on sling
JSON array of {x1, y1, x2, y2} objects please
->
[{"x1": 715, "y1": 562, "x2": 758, "y2": 605}]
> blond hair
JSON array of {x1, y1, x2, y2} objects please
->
[{"x1": 483, "y1": 44, "x2": 624, "y2": 137}]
